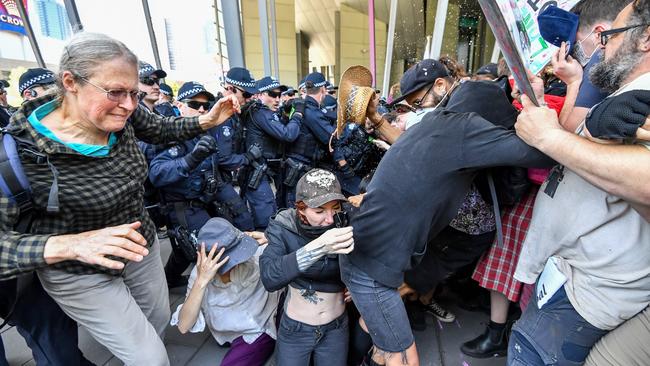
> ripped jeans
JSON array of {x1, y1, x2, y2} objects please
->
[{"x1": 508, "y1": 286, "x2": 608, "y2": 366}]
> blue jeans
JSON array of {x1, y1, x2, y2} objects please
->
[
  {"x1": 0, "y1": 277, "x2": 93, "y2": 366},
  {"x1": 508, "y1": 286, "x2": 608, "y2": 366},
  {"x1": 275, "y1": 312, "x2": 349, "y2": 366},
  {"x1": 244, "y1": 175, "x2": 277, "y2": 230},
  {"x1": 339, "y1": 255, "x2": 414, "y2": 354}
]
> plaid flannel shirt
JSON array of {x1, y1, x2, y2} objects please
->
[{"x1": 0, "y1": 94, "x2": 203, "y2": 280}]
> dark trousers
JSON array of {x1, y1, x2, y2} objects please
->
[
  {"x1": 244, "y1": 175, "x2": 277, "y2": 230},
  {"x1": 275, "y1": 312, "x2": 349, "y2": 366},
  {"x1": 0, "y1": 277, "x2": 93, "y2": 366},
  {"x1": 404, "y1": 226, "x2": 495, "y2": 294},
  {"x1": 165, "y1": 206, "x2": 212, "y2": 281},
  {"x1": 215, "y1": 183, "x2": 254, "y2": 231},
  {"x1": 508, "y1": 286, "x2": 608, "y2": 366}
]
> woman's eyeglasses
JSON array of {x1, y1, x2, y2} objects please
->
[
  {"x1": 600, "y1": 24, "x2": 650, "y2": 46},
  {"x1": 139, "y1": 77, "x2": 160, "y2": 86},
  {"x1": 226, "y1": 85, "x2": 253, "y2": 98},
  {"x1": 81, "y1": 77, "x2": 140, "y2": 103},
  {"x1": 183, "y1": 100, "x2": 212, "y2": 111}
]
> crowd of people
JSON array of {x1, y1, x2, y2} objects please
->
[{"x1": 0, "y1": 0, "x2": 649, "y2": 365}]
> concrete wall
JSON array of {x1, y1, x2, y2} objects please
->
[
  {"x1": 335, "y1": 4, "x2": 387, "y2": 88},
  {"x1": 241, "y1": 0, "x2": 298, "y2": 87}
]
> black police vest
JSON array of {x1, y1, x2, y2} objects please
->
[{"x1": 243, "y1": 103, "x2": 281, "y2": 160}]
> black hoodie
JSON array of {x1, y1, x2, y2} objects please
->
[{"x1": 260, "y1": 209, "x2": 345, "y2": 293}]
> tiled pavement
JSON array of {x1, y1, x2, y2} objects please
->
[{"x1": 2, "y1": 238, "x2": 506, "y2": 366}]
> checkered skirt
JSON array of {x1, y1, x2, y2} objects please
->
[{"x1": 472, "y1": 185, "x2": 540, "y2": 302}]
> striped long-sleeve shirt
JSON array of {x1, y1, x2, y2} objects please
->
[{"x1": 0, "y1": 94, "x2": 203, "y2": 279}]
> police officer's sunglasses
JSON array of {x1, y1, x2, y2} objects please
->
[
  {"x1": 183, "y1": 100, "x2": 212, "y2": 111},
  {"x1": 0, "y1": 89, "x2": 5, "y2": 95},
  {"x1": 226, "y1": 85, "x2": 253, "y2": 99},
  {"x1": 266, "y1": 90, "x2": 282, "y2": 98},
  {"x1": 600, "y1": 24, "x2": 650, "y2": 46},
  {"x1": 139, "y1": 76, "x2": 160, "y2": 86}
]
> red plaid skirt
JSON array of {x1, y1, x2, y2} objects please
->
[{"x1": 472, "y1": 185, "x2": 540, "y2": 302}]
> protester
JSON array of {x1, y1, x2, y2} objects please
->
[
  {"x1": 546, "y1": 0, "x2": 629, "y2": 132},
  {"x1": 260, "y1": 169, "x2": 354, "y2": 365},
  {"x1": 171, "y1": 218, "x2": 279, "y2": 366},
  {"x1": 0, "y1": 32, "x2": 238, "y2": 366},
  {"x1": 508, "y1": 0, "x2": 650, "y2": 364},
  {"x1": 340, "y1": 59, "x2": 554, "y2": 366}
]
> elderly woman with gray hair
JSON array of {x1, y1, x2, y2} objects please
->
[{"x1": 0, "y1": 32, "x2": 238, "y2": 365}]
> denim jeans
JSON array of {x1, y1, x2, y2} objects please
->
[
  {"x1": 275, "y1": 311, "x2": 349, "y2": 366},
  {"x1": 508, "y1": 286, "x2": 608, "y2": 366},
  {"x1": 339, "y1": 254, "x2": 415, "y2": 354}
]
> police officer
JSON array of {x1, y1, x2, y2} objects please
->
[
  {"x1": 18, "y1": 68, "x2": 57, "y2": 101},
  {"x1": 137, "y1": 61, "x2": 166, "y2": 113},
  {"x1": 241, "y1": 76, "x2": 304, "y2": 223},
  {"x1": 284, "y1": 72, "x2": 344, "y2": 206},
  {"x1": 149, "y1": 82, "x2": 248, "y2": 287},
  {"x1": 155, "y1": 83, "x2": 180, "y2": 117},
  {"x1": 332, "y1": 122, "x2": 384, "y2": 195}
]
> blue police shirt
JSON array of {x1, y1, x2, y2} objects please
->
[
  {"x1": 148, "y1": 138, "x2": 214, "y2": 201},
  {"x1": 208, "y1": 116, "x2": 247, "y2": 171}
]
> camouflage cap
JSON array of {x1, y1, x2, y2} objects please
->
[{"x1": 296, "y1": 169, "x2": 347, "y2": 208}]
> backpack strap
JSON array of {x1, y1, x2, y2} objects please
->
[{"x1": 487, "y1": 173, "x2": 504, "y2": 248}]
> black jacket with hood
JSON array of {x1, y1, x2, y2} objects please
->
[{"x1": 259, "y1": 208, "x2": 344, "y2": 293}]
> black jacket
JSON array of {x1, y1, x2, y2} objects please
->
[
  {"x1": 347, "y1": 109, "x2": 554, "y2": 288},
  {"x1": 260, "y1": 209, "x2": 344, "y2": 293}
]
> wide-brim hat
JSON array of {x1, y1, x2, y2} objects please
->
[
  {"x1": 197, "y1": 218, "x2": 259, "y2": 275},
  {"x1": 336, "y1": 65, "x2": 375, "y2": 137}
]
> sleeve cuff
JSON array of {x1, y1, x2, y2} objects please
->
[
  {"x1": 16, "y1": 234, "x2": 51, "y2": 271},
  {"x1": 282, "y1": 251, "x2": 302, "y2": 280}
]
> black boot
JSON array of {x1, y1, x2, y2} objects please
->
[
  {"x1": 405, "y1": 300, "x2": 427, "y2": 331},
  {"x1": 460, "y1": 321, "x2": 507, "y2": 358}
]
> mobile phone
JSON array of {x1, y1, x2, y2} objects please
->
[{"x1": 334, "y1": 211, "x2": 349, "y2": 228}]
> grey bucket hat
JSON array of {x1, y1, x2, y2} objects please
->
[{"x1": 197, "y1": 218, "x2": 259, "y2": 275}]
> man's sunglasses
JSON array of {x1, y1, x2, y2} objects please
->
[
  {"x1": 283, "y1": 91, "x2": 296, "y2": 97},
  {"x1": 327, "y1": 90, "x2": 336, "y2": 95},
  {"x1": 600, "y1": 24, "x2": 650, "y2": 46},
  {"x1": 0, "y1": 89, "x2": 5, "y2": 95},
  {"x1": 139, "y1": 77, "x2": 160, "y2": 86},
  {"x1": 226, "y1": 85, "x2": 253, "y2": 98},
  {"x1": 266, "y1": 90, "x2": 282, "y2": 98},
  {"x1": 183, "y1": 100, "x2": 212, "y2": 111},
  {"x1": 391, "y1": 103, "x2": 416, "y2": 114}
]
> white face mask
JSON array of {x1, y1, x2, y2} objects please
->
[
  {"x1": 405, "y1": 107, "x2": 436, "y2": 129},
  {"x1": 403, "y1": 81, "x2": 457, "y2": 130},
  {"x1": 572, "y1": 29, "x2": 599, "y2": 67}
]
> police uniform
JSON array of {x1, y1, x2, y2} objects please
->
[
  {"x1": 242, "y1": 76, "x2": 302, "y2": 224},
  {"x1": 332, "y1": 122, "x2": 383, "y2": 195},
  {"x1": 284, "y1": 72, "x2": 344, "y2": 206},
  {"x1": 155, "y1": 83, "x2": 180, "y2": 117}
]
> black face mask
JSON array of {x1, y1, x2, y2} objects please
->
[{"x1": 295, "y1": 214, "x2": 335, "y2": 240}]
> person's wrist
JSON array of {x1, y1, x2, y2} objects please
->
[
  {"x1": 536, "y1": 127, "x2": 568, "y2": 152},
  {"x1": 43, "y1": 235, "x2": 73, "y2": 264}
]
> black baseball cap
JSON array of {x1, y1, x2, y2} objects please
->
[{"x1": 390, "y1": 59, "x2": 450, "y2": 105}]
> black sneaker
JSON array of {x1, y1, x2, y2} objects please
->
[{"x1": 422, "y1": 299, "x2": 456, "y2": 323}]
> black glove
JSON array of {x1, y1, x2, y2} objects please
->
[
  {"x1": 340, "y1": 162, "x2": 355, "y2": 179},
  {"x1": 184, "y1": 135, "x2": 217, "y2": 170},
  {"x1": 586, "y1": 89, "x2": 650, "y2": 139},
  {"x1": 292, "y1": 98, "x2": 306, "y2": 116}
]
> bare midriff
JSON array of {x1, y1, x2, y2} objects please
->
[{"x1": 285, "y1": 285, "x2": 345, "y2": 326}]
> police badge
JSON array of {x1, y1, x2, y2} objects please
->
[
  {"x1": 168, "y1": 146, "x2": 179, "y2": 157},
  {"x1": 222, "y1": 126, "x2": 231, "y2": 137}
]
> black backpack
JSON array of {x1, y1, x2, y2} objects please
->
[{"x1": 0, "y1": 132, "x2": 44, "y2": 329}]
